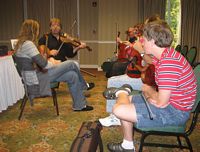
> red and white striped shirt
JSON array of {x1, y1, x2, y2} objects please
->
[{"x1": 152, "y1": 48, "x2": 197, "y2": 111}]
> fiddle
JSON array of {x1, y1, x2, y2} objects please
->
[
  {"x1": 131, "y1": 55, "x2": 158, "y2": 89},
  {"x1": 60, "y1": 33, "x2": 92, "y2": 52},
  {"x1": 38, "y1": 45, "x2": 50, "y2": 59},
  {"x1": 116, "y1": 31, "x2": 133, "y2": 61}
]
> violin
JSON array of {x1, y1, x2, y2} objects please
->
[
  {"x1": 60, "y1": 33, "x2": 92, "y2": 52},
  {"x1": 38, "y1": 45, "x2": 50, "y2": 59},
  {"x1": 116, "y1": 31, "x2": 133, "y2": 61},
  {"x1": 131, "y1": 56, "x2": 158, "y2": 89}
]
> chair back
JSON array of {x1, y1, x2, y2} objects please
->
[
  {"x1": 192, "y1": 64, "x2": 200, "y2": 112},
  {"x1": 12, "y1": 55, "x2": 31, "y2": 102},
  {"x1": 186, "y1": 64, "x2": 200, "y2": 135},
  {"x1": 175, "y1": 44, "x2": 181, "y2": 52},
  {"x1": 0, "y1": 45, "x2": 8, "y2": 56},
  {"x1": 186, "y1": 46, "x2": 197, "y2": 67},
  {"x1": 181, "y1": 45, "x2": 188, "y2": 57}
]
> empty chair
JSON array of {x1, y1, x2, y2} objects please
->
[
  {"x1": 0, "y1": 45, "x2": 8, "y2": 56},
  {"x1": 181, "y1": 45, "x2": 188, "y2": 57},
  {"x1": 186, "y1": 46, "x2": 197, "y2": 67}
]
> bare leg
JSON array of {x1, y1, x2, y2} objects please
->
[
  {"x1": 112, "y1": 94, "x2": 137, "y2": 141},
  {"x1": 121, "y1": 120, "x2": 134, "y2": 141}
]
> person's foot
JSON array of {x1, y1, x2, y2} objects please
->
[
  {"x1": 87, "y1": 82, "x2": 95, "y2": 90},
  {"x1": 74, "y1": 105, "x2": 93, "y2": 111},
  {"x1": 107, "y1": 142, "x2": 135, "y2": 152},
  {"x1": 103, "y1": 84, "x2": 133, "y2": 99},
  {"x1": 99, "y1": 114, "x2": 121, "y2": 127}
]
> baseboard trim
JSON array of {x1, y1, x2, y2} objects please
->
[{"x1": 80, "y1": 64, "x2": 98, "y2": 68}]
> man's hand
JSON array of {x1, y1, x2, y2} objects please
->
[
  {"x1": 48, "y1": 57, "x2": 61, "y2": 65},
  {"x1": 49, "y1": 49, "x2": 58, "y2": 56},
  {"x1": 78, "y1": 42, "x2": 86, "y2": 49},
  {"x1": 116, "y1": 37, "x2": 122, "y2": 43},
  {"x1": 133, "y1": 40, "x2": 144, "y2": 53},
  {"x1": 142, "y1": 84, "x2": 157, "y2": 100}
]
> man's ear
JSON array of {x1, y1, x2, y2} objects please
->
[{"x1": 150, "y1": 39, "x2": 155, "y2": 47}]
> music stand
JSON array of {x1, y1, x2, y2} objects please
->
[{"x1": 80, "y1": 68, "x2": 96, "y2": 77}]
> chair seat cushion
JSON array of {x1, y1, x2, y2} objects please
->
[{"x1": 135, "y1": 125, "x2": 186, "y2": 133}]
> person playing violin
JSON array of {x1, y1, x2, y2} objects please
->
[
  {"x1": 116, "y1": 27, "x2": 137, "y2": 47},
  {"x1": 102, "y1": 26, "x2": 140, "y2": 78},
  {"x1": 104, "y1": 19, "x2": 197, "y2": 152},
  {"x1": 38, "y1": 18, "x2": 95, "y2": 91},
  {"x1": 38, "y1": 18, "x2": 86, "y2": 63}
]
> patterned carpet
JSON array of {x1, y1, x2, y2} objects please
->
[{"x1": 0, "y1": 69, "x2": 199, "y2": 152}]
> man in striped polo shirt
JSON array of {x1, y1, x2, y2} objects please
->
[{"x1": 106, "y1": 19, "x2": 197, "y2": 152}]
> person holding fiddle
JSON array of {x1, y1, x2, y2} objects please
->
[
  {"x1": 104, "y1": 19, "x2": 197, "y2": 152},
  {"x1": 15, "y1": 19, "x2": 94, "y2": 112},
  {"x1": 102, "y1": 26, "x2": 139, "y2": 79},
  {"x1": 99, "y1": 25, "x2": 146, "y2": 127},
  {"x1": 38, "y1": 18, "x2": 95, "y2": 91},
  {"x1": 38, "y1": 18, "x2": 86, "y2": 62}
]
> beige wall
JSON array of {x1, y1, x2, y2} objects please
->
[
  {"x1": 97, "y1": 0, "x2": 139, "y2": 67},
  {"x1": 78, "y1": 0, "x2": 139, "y2": 67},
  {"x1": 0, "y1": 0, "x2": 139, "y2": 68},
  {"x1": 0, "y1": 0, "x2": 23, "y2": 47}
]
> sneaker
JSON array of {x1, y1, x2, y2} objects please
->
[
  {"x1": 99, "y1": 114, "x2": 121, "y2": 127},
  {"x1": 103, "y1": 84, "x2": 133, "y2": 100},
  {"x1": 103, "y1": 87, "x2": 118, "y2": 99},
  {"x1": 87, "y1": 82, "x2": 95, "y2": 90},
  {"x1": 107, "y1": 142, "x2": 135, "y2": 152},
  {"x1": 74, "y1": 105, "x2": 93, "y2": 112}
]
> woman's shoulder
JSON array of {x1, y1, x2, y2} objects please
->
[{"x1": 23, "y1": 40, "x2": 35, "y2": 46}]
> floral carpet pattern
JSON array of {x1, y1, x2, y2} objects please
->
[{"x1": 0, "y1": 69, "x2": 199, "y2": 152}]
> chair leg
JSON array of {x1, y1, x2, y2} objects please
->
[
  {"x1": 51, "y1": 88, "x2": 59, "y2": 116},
  {"x1": 177, "y1": 136, "x2": 183, "y2": 148},
  {"x1": 138, "y1": 133, "x2": 147, "y2": 152},
  {"x1": 18, "y1": 96, "x2": 28, "y2": 120},
  {"x1": 20, "y1": 95, "x2": 27, "y2": 109},
  {"x1": 184, "y1": 136, "x2": 193, "y2": 152}
]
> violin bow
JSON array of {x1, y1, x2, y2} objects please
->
[{"x1": 115, "y1": 23, "x2": 119, "y2": 54}]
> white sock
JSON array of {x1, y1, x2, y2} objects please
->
[
  {"x1": 115, "y1": 90, "x2": 129, "y2": 97},
  {"x1": 121, "y1": 139, "x2": 134, "y2": 150}
]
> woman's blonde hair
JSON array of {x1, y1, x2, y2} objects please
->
[{"x1": 15, "y1": 19, "x2": 39, "y2": 51}]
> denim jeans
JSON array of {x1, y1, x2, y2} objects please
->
[
  {"x1": 132, "y1": 95, "x2": 190, "y2": 128},
  {"x1": 106, "y1": 74, "x2": 143, "y2": 112},
  {"x1": 48, "y1": 60, "x2": 88, "y2": 110}
]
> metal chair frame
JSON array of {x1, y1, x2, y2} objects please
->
[{"x1": 186, "y1": 46, "x2": 197, "y2": 68}]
